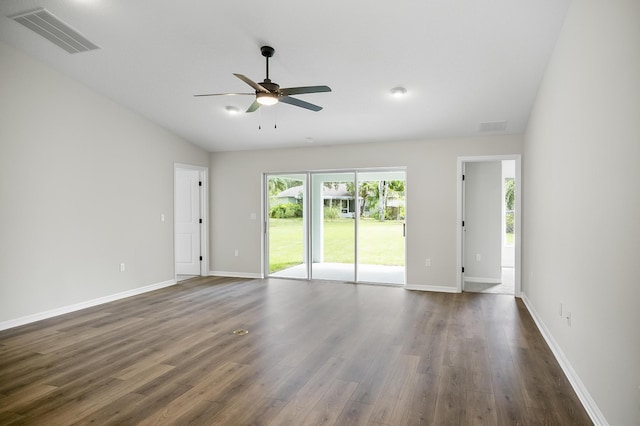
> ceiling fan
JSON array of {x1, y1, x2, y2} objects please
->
[{"x1": 194, "y1": 46, "x2": 331, "y2": 113}]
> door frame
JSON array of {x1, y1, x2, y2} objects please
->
[
  {"x1": 174, "y1": 163, "x2": 209, "y2": 278},
  {"x1": 456, "y1": 155, "x2": 521, "y2": 296}
]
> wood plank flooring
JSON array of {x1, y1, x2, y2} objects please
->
[{"x1": 0, "y1": 277, "x2": 592, "y2": 425}]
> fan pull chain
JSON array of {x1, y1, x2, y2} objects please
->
[{"x1": 258, "y1": 108, "x2": 262, "y2": 130}]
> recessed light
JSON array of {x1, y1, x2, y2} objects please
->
[
  {"x1": 390, "y1": 87, "x2": 407, "y2": 97},
  {"x1": 225, "y1": 106, "x2": 240, "y2": 115}
]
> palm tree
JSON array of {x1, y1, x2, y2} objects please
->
[{"x1": 268, "y1": 177, "x2": 296, "y2": 197}]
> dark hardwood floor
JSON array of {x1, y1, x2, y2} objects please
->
[{"x1": 0, "y1": 277, "x2": 592, "y2": 425}]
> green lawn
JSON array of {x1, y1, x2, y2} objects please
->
[
  {"x1": 506, "y1": 232, "x2": 514, "y2": 245},
  {"x1": 268, "y1": 218, "x2": 405, "y2": 273}
]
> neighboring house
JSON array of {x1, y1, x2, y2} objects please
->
[
  {"x1": 273, "y1": 184, "x2": 356, "y2": 217},
  {"x1": 273, "y1": 184, "x2": 405, "y2": 219},
  {"x1": 271, "y1": 185, "x2": 304, "y2": 206}
]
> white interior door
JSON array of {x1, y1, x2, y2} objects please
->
[{"x1": 175, "y1": 168, "x2": 201, "y2": 275}]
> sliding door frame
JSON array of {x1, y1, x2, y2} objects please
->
[{"x1": 263, "y1": 167, "x2": 406, "y2": 285}]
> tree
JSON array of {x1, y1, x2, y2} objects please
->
[
  {"x1": 359, "y1": 181, "x2": 377, "y2": 218},
  {"x1": 377, "y1": 180, "x2": 389, "y2": 221},
  {"x1": 268, "y1": 177, "x2": 288, "y2": 197},
  {"x1": 268, "y1": 177, "x2": 302, "y2": 197},
  {"x1": 505, "y1": 178, "x2": 515, "y2": 211}
]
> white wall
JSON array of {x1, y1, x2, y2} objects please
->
[
  {"x1": 0, "y1": 41, "x2": 209, "y2": 325},
  {"x1": 210, "y1": 136, "x2": 522, "y2": 289},
  {"x1": 522, "y1": 0, "x2": 640, "y2": 424},
  {"x1": 463, "y1": 161, "x2": 502, "y2": 280}
]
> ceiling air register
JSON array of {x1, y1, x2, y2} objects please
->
[{"x1": 10, "y1": 8, "x2": 99, "y2": 54}]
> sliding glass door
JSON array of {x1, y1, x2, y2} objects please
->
[
  {"x1": 311, "y1": 173, "x2": 355, "y2": 281},
  {"x1": 266, "y1": 174, "x2": 307, "y2": 279},
  {"x1": 265, "y1": 169, "x2": 405, "y2": 285},
  {"x1": 356, "y1": 171, "x2": 406, "y2": 284}
]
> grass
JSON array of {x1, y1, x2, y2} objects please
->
[
  {"x1": 506, "y1": 232, "x2": 514, "y2": 245},
  {"x1": 268, "y1": 218, "x2": 405, "y2": 273}
]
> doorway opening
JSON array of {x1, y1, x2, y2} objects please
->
[
  {"x1": 174, "y1": 164, "x2": 208, "y2": 280},
  {"x1": 265, "y1": 168, "x2": 406, "y2": 285},
  {"x1": 457, "y1": 156, "x2": 520, "y2": 296}
]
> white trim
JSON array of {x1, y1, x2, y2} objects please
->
[
  {"x1": 404, "y1": 284, "x2": 460, "y2": 293},
  {"x1": 0, "y1": 279, "x2": 176, "y2": 331},
  {"x1": 521, "y1": 292, "x2": 608, "y2": 426},
  {"x1": 209, "y1": 270, "x2": 263, "y2": 279},
  {"x1": 457, "y1": 155, "x2": 521, "y2": 297},
  {"x1": 463, "y1": 277, "x2": 502, "y2": 284}
]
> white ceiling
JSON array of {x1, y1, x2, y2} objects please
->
[{"x1": 0, "y1": 0, "x2": 570, "y2": 152}]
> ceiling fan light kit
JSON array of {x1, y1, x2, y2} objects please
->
[
  {"x1": 195, "y1": 46, "x2": 331, "y2": 113},
  {"x1": 256, "y1": 92, "x2": 279, "y2": 106}
]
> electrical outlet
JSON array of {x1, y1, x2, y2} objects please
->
[
  {"x1": 119, "y1": 263, "x2": 125, "y2": 272},
  {"x1": 234, "y1": 249, "x2": 239, "y2": 257},
  {"x1": 425, "y1": 258, "x2": 431, "y2": 267},
  {"x1": 475, "y1": 253, "x2": 481, "y2": 261},
  {"x1": 161, "y1": 213, "x2": 165, "y2": 222}
]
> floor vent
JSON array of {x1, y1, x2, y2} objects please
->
[
  {"x1": 479, "y1": 120, "x2": 508, "y2": 132},
  {"x1": 10, "y1": 8, "x2": 99, "y2": 54}
]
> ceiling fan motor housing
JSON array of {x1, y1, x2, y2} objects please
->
[
  {"x1": 261, "y1": 46, "x2": 275, "y2": 58},
  {"x1": 260, "y1": 80, "x2": 280, "y2": 93}
]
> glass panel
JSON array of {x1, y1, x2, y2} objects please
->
[
  {"x1": 356, "y1": 171, "x2": 406, "y2": 284},
  {"x1": 504, "y1": 177, "x2": 515, "y2": 246},
  {"x1": 311, "y1": 173, "x2": 355, "y2": 281},
  {"x1": 267, "y1": 174, "x2": 307, "y2": 278}
]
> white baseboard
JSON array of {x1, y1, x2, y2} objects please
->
[
  {"x1": 404, "y1": 284, "x2": 460, "y2": 293},
  {"x1": 520, "y1": 292, "x2": 608, "y2": 426},
  {"x1": 209, "y1": 271, "x2": 263, "y2": 279},
  {"x1": 463, "y1": 276, "x2": 502, "y2": 284},
  {"x1": 0, "y1": 279, "x2": 177, "y2": 332}
]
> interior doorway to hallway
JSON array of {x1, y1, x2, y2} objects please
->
[{"x1": 457, "y1": 156, "x2": 521, "y2": 296}]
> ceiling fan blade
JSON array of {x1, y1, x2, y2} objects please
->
[
  {"x1": 246, "y1": 100, "x2": 261, "y2": 113},
  {"x1": 279, "y1": 96, "x2": 323, "y2": 112},
  {"x1": 233, "y1": 73, "x2": 269, "y2": 93},
  {"x1": 280, "y1": 85, "x2": 332, "y2": 96},
  {"x1": 193, "y1": 93, "x2": 253, "y2": 97}
]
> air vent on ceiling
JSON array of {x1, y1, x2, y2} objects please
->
[
  {"x1": 479, "y1": 120, "x2": 508, "y2": 132},
  {"x1": 10, "y1": 8, "x2": 99, "y2": 54}
]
